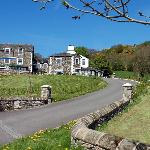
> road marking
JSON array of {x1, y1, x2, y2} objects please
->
[{"x1": 0, "y1": 120, "x2": 22, "y2": 139}]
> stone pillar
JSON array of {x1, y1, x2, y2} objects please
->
[
  {"x1": 41, "y1": 85, "x2": 52, "y2": 103},
  {"x1": 122, "y1": 83, "x2": 133, "y2": 101}
]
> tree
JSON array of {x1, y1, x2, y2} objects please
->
[
  {"x1": 140, "y1": 41, "x2": 150, "y2": 46},
  {"x1": 34, "y1": 53, "x2": 43, "y2": 62},
  {"x1": 75, "y1": 46, "x2": 89, "y2": 58},
  {"x1": 90, "y1": 53, "x2": 112, "y2": 70},
  {"x1": 33, "y1": 0, "x2": 150, "y2": 25},
  {"x1": 34, "y1": 53, "x2": 48, "y2": 63},
  {"x1": 133, "y1": 45, "x2": 150, "y2": 74}
]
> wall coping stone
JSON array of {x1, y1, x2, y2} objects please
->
[
  {"x1": 41, "y1": 85, "x2": 52, "y2": 88},
  {"x1": 122, "y1": 83, "x2": 133, "y2": 87}
]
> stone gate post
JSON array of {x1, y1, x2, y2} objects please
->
[
  {"x1": 41, "y1": 85, "x2": 52, "y2": 103},
  {"x1": 122, "y1": 83, "x2": 133, "y2": 101}
]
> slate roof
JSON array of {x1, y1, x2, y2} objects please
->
[
  {"x1": 0, "y1": 44, "x2": 34, "y2": 52},
  {"x1": 50, "y1": 52, "x2": 72, "y2": 57}
]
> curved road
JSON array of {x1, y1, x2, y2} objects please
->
[{"x1": 0, "y1": 78, "x2": 135, "y2": 144}]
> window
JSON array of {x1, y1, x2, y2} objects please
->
[
  {"x1": 75, "y1": 69, "x2": 80, "y2": 72},
  {"x1": 5, "y1": 48, "x2": 11, "y2": 55},
  {"x1": 18, "y1": 48, "x2": 24, "y2": 55},
  {"x1": 82, "y1": 59, "x2": 85, "y2": 65},
  {"x1": 4, "y1": 58, "x2": 10, "y2": 64},
  {"x1": 56, "y1": 58, "x2": 62, "y2": 65},
  {"x1": 17, "y1": 58, "x2": 23, "y2": 65},
  {"x1": 75, "y1": 58, "x2": 79, "y2": 65}
]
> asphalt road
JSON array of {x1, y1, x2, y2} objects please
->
[{"x1": 0, "y1": 78, "x2": 135, "y2": 145}]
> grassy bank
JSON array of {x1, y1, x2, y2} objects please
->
[
  {"x1": 114, "y1": 71, "x2": 150, "y2": 81},
  {"x1": 97, "y1": 83, "x2": 150, "y2": 144},
  {"x1": 0, "y1": 121, "x2": 83, "y2": 150},
  {"x1": 0, "y1": 75, "x2": 106, "y2": 102}
]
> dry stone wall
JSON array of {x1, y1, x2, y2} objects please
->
[
  {"x1": 0, "y1": 85, "x2": 51, "y2": 111},
  {"x1": 71, "y1": 83, "x2": 150, "y2": 150},
  {"x1": 0, "y1": 98, "x2": 48, "y2": 111}
]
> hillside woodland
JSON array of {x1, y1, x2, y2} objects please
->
[{"x1": 76, "y1": 41, "x2": 150, "y2": 77}]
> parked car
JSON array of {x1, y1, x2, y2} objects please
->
[{"x1": 102, "y1": 69, "x2": 111, "y2": 78}]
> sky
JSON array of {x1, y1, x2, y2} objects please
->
[{"x1": 0, "y1": 0, "x2": 150, "y2": 57}]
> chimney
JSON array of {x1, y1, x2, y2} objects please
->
[{"x1": 67, "y1": 45, "x2": 76, "y2": 55}]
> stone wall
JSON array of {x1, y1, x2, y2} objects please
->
[
  {"x1": 0, "y1": 85, "x2": 51, "y2": 111},
  {"x1": 0, "y1": 44, "x2": 34, "y2": 72},
  {"x1": 71, "y1": 83, "x2": 150, "y2": 149},
  {"x1": 0, "y1": 97, "x2": 48, "y2": 111},
  {"x1": 49, "y1": 56, "x2": 72, "y2": 74}
]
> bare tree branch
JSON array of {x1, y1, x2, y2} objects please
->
[{"x1": 32, "y1": 0, "x2": 150, "y2": 25}]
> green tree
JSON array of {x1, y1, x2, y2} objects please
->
[
  {"x1": 90, "y1": 54, "x2": 112, "y2": 71},
  {"x1": 75, "y1": 46, "x2": 89, "y2": 58},
  {"x1": 133, "y1": 45, "x2": 150, "y2": 75},
  {"x1": 140, "y1": 41, "x2": 150, "y2": 46},
  {"x1": 111, "y1": 44, "x2": 125, "y2": 54}
]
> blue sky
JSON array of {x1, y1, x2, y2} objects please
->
[{"x1": 0, "y1": 0, "x2": 150, "y2": 57}]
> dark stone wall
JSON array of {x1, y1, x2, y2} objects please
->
[
  {"x1": 0, "y1": 98, "x2": 48, "y2": 111},
  {"x1": 0, "y1": 44, "x2": 33, "y2": 71},
  {"x1": 49, "y1": 56, "x2": 72, "y2": 74}
]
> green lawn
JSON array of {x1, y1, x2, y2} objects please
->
[
  {"x1": 97, "y1": 83, "x2": 150, "y2": 144},
  {"x1": 0, "y1": 75, "x2": 107, "y2": 102},
  {"x1": 0, "y1": 121, "x2": 83, "y2": 150}
]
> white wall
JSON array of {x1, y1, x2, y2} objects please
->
[
  {"x1": 68, "y1": 45, "x2": 75, "y2": 51},
  {"x1": 80, "y1": 55, "x2": 89, "y2": 68},
  {"x1": 30, "y1": 52, "x2": 33, "y2": 72},
  {"x1": 71, "y1": 56, "x2": 74, "y2": 74}
]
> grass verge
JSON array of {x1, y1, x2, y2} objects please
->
[
  {"x1": 97, "y1": 82, "x2": 150, "y2": 144},
  {"x1": 114, "y1": 71, "x2": 150, "y2": 81},
  {"x1": 0, "y1": 75, "x2": 107, "y2": 102},
  {"x1": 0, "y1": 121, "x2": 83, "y2": 150}
]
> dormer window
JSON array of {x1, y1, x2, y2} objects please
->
[
  {"x1": 18, "y1": 48, "x2": 24, "y2": 55},
  {"x1": 5, "y1": 48, "x2": 11, "y2": 55}
]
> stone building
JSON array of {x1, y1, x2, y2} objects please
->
[
  {"x1": 36, "y1": 62, "x2": 49, "y2": 73},
  {"x1": 49, "y1": 45, "x2": 89, "y2": 75},
  {"x1": 0, "y1": 44, "x2": 34, "y2": 73}
]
